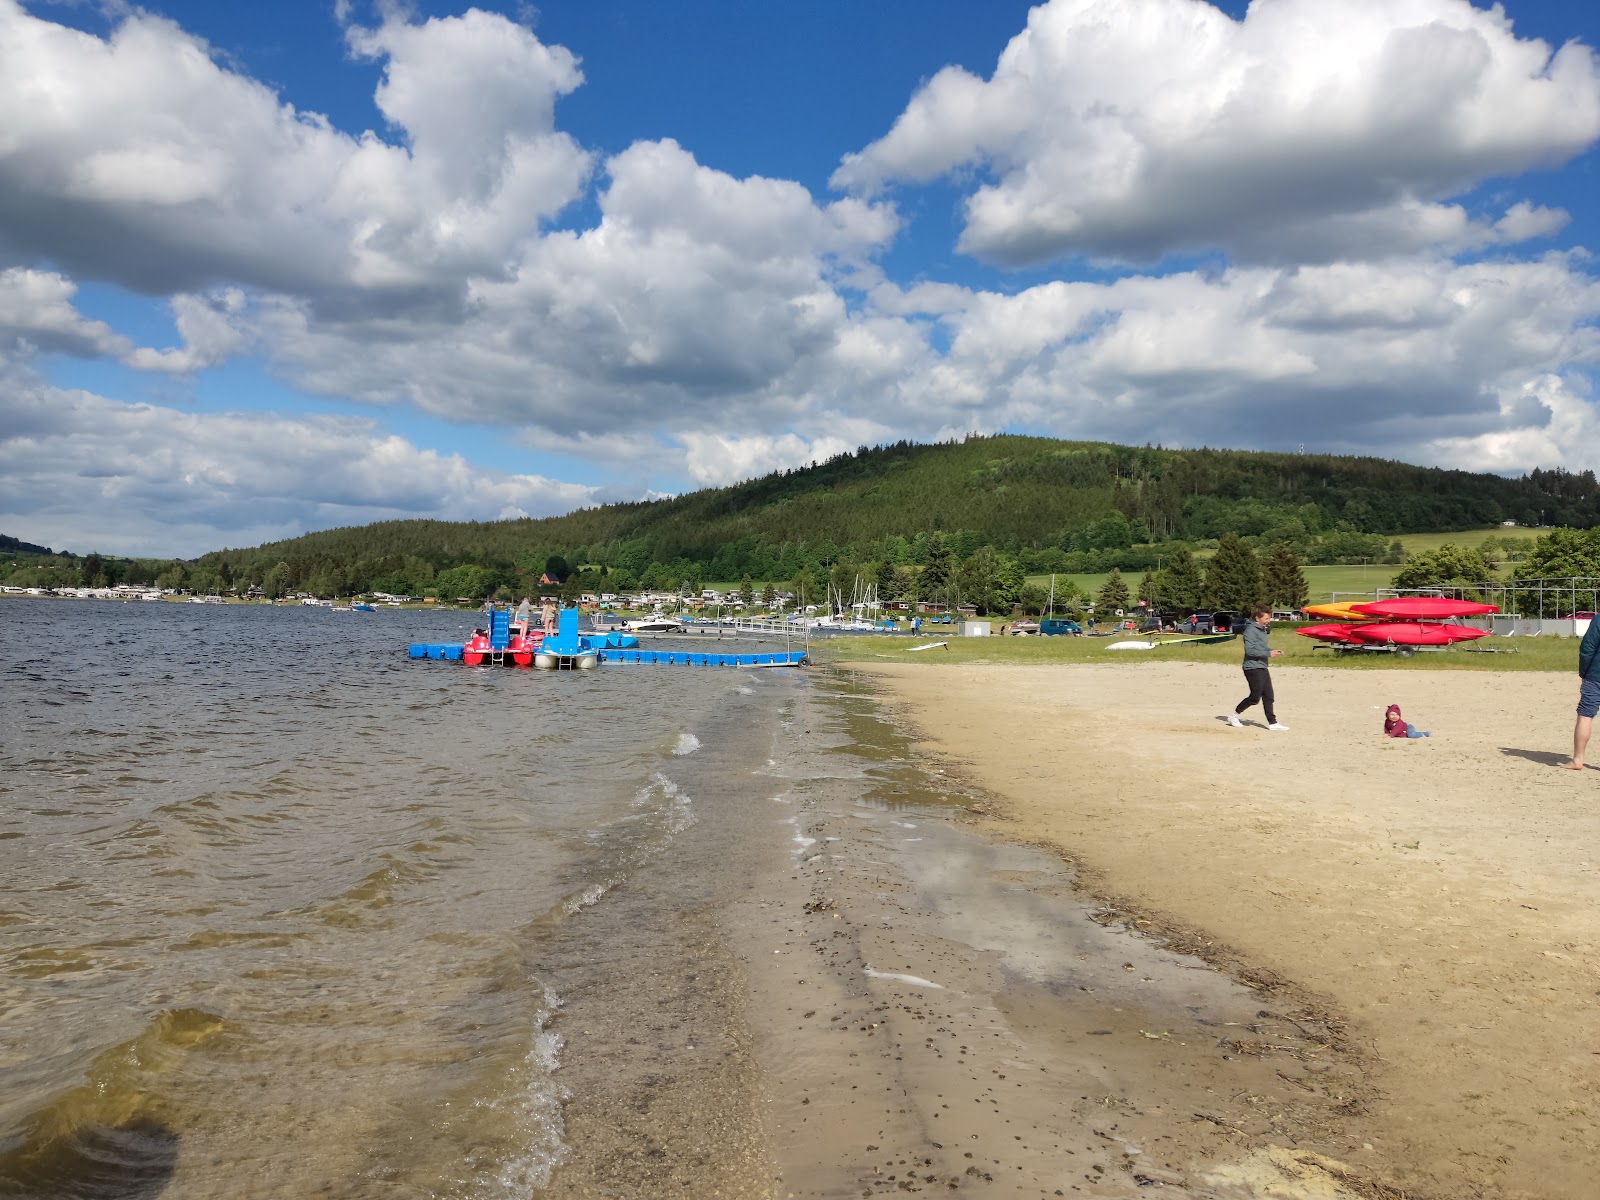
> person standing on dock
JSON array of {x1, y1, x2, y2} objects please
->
[
  {"x1": 1563, "y1": 616, "x2": 1600, "y2": 770},
  {"x1": 1226, "y1": 607, "x2": 1287, "y2": 731},
  {"x1": 514, "y1": 596, "x2": 532, "y2": 636},
  {"x1": 541, "y1": 596, "x2": 558, "y2": 637}
]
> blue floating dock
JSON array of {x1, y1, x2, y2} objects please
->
[
  {"x1": 408, "y1": 643, "x2": 464, "y2": 660},
  {"x1": 408, "y1": 604, "x2": 805, "y2": 669},
  {"x1": 595, "y1": 648, "x2": 806, "y2": 667}
]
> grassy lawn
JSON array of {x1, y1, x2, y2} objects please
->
[
  {"x1": 1023, "y1": 526, "x2": 1545, "y2": 604},
  {"x1": 816, "y1": 626, "x2": 1575, "y2": 673}
]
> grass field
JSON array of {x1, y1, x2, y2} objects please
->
[
  {"x1": 1024, "y1": 525, "x2": 1545, "y2": 604},
  {"x1": 816, "y1": 626, "x2": 1573, "y2": 673}
]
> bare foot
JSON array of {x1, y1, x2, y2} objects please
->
[{"x1": 1561, "y1": 760, "x2": 1584, "y2": 771}]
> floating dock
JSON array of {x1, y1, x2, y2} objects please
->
[
  {"x1": 595, "y1": 649, "x2": 806, "y2": 667},
  {"x1": 408, "y1": 605, "x2": 806, "y2": 669}
]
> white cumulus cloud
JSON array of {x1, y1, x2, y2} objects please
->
[
  {"x1": 0, "y1": 365, "x2": 607, "y2": 557},
  {"x1": 0, "y1": 0, "x2": 590, "y2": 297},
  {"x1": 834, "y1": 0, "x2": 1600, "y2": 265}
]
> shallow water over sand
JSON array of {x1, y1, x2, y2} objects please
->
[
  {"x1": 0, "y1": 599, "x2": 797, "y2": 1198},
  {"x1": 3, "y1": 600, "x2": 1381, "y2": 1200}
]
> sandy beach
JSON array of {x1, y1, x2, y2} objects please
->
[{"x1": 854, "y1": 660, "x2": 1600, "y2": 1200}]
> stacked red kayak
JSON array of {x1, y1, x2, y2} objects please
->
[{"x1": 1297, "y1": 596, "x2": 1496, "y2": 646}]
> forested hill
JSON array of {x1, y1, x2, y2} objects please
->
[
  {"x1": 1, "y1": 533, "x2": 57, "y2": 557},
  {"x1": 185, "y1": 435, "x2": 1600, "y2": 599}
]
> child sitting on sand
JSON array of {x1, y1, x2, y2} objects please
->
[{"x1": 1384, "y1": 704, "x2": 1430, "y2": 739}]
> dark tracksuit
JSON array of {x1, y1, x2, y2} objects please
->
[{"x1": 1235, "y1": 621, "x2": 1276, "y2": 724}]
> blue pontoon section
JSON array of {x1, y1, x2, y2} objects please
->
[
  {"x1": 408, "y1": 643, "x2": 464, "y2": 660},
  {"x1": 596, "y1": 649, "x2": 805, "y2": 667}
]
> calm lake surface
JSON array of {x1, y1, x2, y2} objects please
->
[{"x1": 0, "y1": 599, "x2": 810, "y2": 1198}]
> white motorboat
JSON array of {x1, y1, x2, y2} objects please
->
[{"x1": 625, "y1": 614, "x2": 686, "y2": 634}]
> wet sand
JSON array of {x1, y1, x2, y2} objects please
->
[
  {"x1": 546, "y1": 671, "x2": 1433, "y2": 1200},
  {"x1": 855, "y1": 661, "x2": 1600, "y2": 1200}
]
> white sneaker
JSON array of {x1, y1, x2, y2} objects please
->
[
  {"x1": 1268, "y1": 723, "x2": 1290, "y2": 732},
  {"x1": 1225, "y1": 712, "x2": 1244, "y2": 727}
]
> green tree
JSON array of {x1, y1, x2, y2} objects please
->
[
  {"x1": 1262, "y1": 544, "x2": 1309, "y2": 609},
  {"x1": 262, "y1": 561, "x2": 291, "y2": 600},
  {"x1": 80, "y1": 552, "x2": 107, "y2": 588},
  {"x1": 1097, "y1": 568, "x2": 1131, "y2": 614},
  {"x1": 760, "y1": 580, "x2": 776, "y2": 608},
  {"x1": 1511, "y1": 527, "x2": 1600, "y2": 580},
  {"x1": 828, "y1": 560, "x2": 858, "y2": 612},
  {"x1": 953, "y1": 547, "x2": 1004, "y2": 614},
  {"x1": 791, "y1": 566, "x2": 819, "y2": 608},
  {"x1": 1017, "y1": 583, "x2": 1048, "y2": 615},
  {"x1": 1510, "y1": 527, "x2": 1600, "y2": 615},
  {"x1": 1136, "y1": 570, "x2": 1161, "y2": 609},
  {"x1": 1392, "y1": 544, "x2": 1494, "y2": 592},
  {"x1": 739, "y1": 574, "x2": 754, "y2": 606},
  {"x1": 1204, "y1": 533, "x2": 1263, "y2": 611},
  {"x1": 543, "y1": 554, "x2": 570, "y2": 583},
  {"x1": 874, "y1": 558, "x2": 898, "y2": 601},
  {"x1": 1045, "y1": 577, "x2": 1085, "y2": 614},
  {"x1": 1158, "y1": 548, "x2": 1204, "y2": 608},
  {"x1": 919, "y1": 533, "x2": 954, "y2": 601},
  {"x1": 436, "y1": 564, "x2": 492, "y2": 600}
]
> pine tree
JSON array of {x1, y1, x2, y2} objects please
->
[
  {"x1": 918, "y1": 533, "x2": 954, "y2": 602},
  {"x1": 1262, "y1": 545, "x2": 1309, "y2": 609},
  {"x1": 1159, "y1": 548, "x2": 1204, "y2": 608},
  {"x1": 874, "y1": 557, "x2": 898, "y2": 601},
  {"x1": 738, "y1": 574, "x2": 754, "y2": 605},
  {"x1": 1204, "y1": 533, "x2": 1263, "y2": 611},
  {"x1": 1097, "y1": 567, "x2": 1131, "y2": 614},
  {"x1": 1137, "y1": 570, "x2": 1161, "y2": 609},
  {"x1": 761, "y1": 580, "x2": 776, "y2": 607}
]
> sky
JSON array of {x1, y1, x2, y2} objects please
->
[{"x1": 1, "y1": 0, "x2": 1598, "y2": 558}]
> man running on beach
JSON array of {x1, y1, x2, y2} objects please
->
[
  {"x1": 1564, "y1": 615, "x2": 1600, "y2": 769},
  {"x1": 1226, "y1": 606, "x2": 1288, "y2": 731}
]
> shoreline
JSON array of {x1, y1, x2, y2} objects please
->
[
  {"x1": 701, "y1": 670, "x2": 1407, "y2": 1199},
  {"x1": 852, "y1": 659, "x2": 1600, "y2": 1200}
]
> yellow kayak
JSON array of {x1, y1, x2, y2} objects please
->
[{"x1": 1301, "y1": 601, "x2": 1368, "y2": 621}]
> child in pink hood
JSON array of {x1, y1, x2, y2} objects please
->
[{"x1": 1384, "y1": 704, "x2": 1429, "y2": 739}]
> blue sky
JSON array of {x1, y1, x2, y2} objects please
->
[{"x1": 2, "y1": 0, "x2": 1598, "y2": 556}]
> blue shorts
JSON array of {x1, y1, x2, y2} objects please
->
[{"x1": 1579, "y1": 679, "x2": 1600, "y2": 718}]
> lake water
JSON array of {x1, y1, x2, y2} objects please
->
[{"x1": 0, "y1": 600, "x2": 809, "y2": 1199}]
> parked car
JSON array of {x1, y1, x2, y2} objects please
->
[{"x1": 1039, "y1": 618, "x2": 1082, "y2": 636}]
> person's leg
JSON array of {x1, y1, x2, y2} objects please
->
[
  {"x1": 1231, "y1": 669, "x2": 1263, "y2": 725},
  {"x1": 1568, "y1": 716, "x2": 1592, "y2": 769},
  {"x1": 1260, "y1": 670, "x2": 1278, "y2": 726},
  {"x1": 1566, "y1": 681, "x2": 1600, "y2": 769}
]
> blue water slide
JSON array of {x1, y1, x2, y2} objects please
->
[{"x1": 489, "y1": 606, "x2": 511, "y2": 651}]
